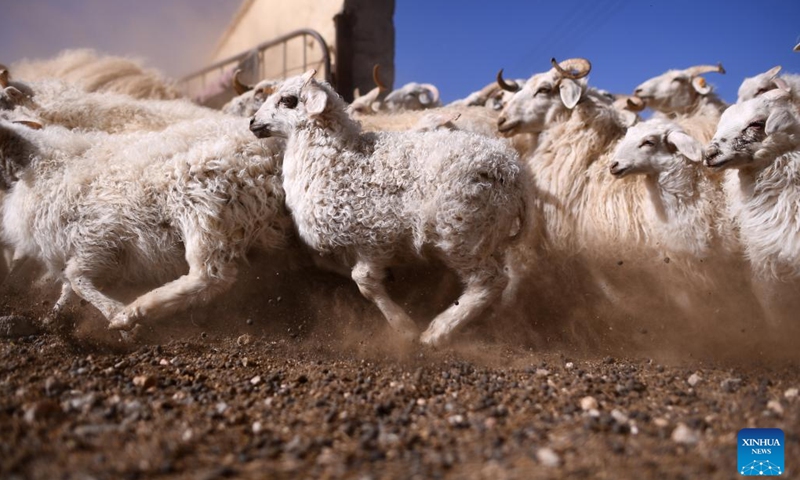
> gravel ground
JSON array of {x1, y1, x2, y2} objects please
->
[
  {"x1": 1, "y1": 325, "x2": 798, "y2": 479},
  {"x1": 0, "y1": 257, "x2": 797, "y2": 479}
]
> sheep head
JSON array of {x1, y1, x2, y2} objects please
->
[
  {"x1": 223, "y1": 78, "x2": 280, "y2": 117},
  {"x1": 250, "y1": 70, "x2": 349, "y2": 139},
  {"x1": 633, "y1": 63, "x2": 725, "y2": 114},
  {"x1": 611, "y1": 120, "x2": 702, "y2": 178},
  {"x1": 737, "y1": 66, "x2": 783, "y2": 103},
  {"x1": 496, "y1": 57, "x2": 591, "y2": 136},
  {"x1": 383, "y1": 82, "x2": 441, "y2": 112},
  {"x1": 0, "y1": 68, "x2": 33, "y2": 111},
  {"x1": 348, "y1": 64, "x2": 389, "y2": 115},
  {"x1": 704, "y1": 81, "x2": 800, "y2": 171}
]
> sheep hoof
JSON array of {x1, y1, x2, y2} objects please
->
[
  {"x1": 117, "y1": 324, "x2": 141, "y2": 343},
  {"x1": 419, "y1": 328, "x2": 447, "y2": 348},
  {"x1": 108, "y1": 311, "x2": 137, "y2": 331}
]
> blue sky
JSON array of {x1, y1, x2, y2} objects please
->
[
  {"x1": 1, "y1": 1, "x2": 798, "y2": 105},
  {"x1": 395, "y1": 0, "x2": 800, "y2": 103}
]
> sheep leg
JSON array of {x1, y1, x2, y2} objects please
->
[
  {"x1": 64, "y1": 259, "x2": 125, "y2": 320},
  {"x1": 420, "y1": 257, "x2": 508, "y2": 347},
  {"x1": 351, "y1": 260, "x2": 419, "y2": 342},
  {"x1": 109, "y1": 244, "x2": 237, "y2": 330}
]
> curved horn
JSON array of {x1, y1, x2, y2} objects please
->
[
  {"x1": 794, "y1": 42, "x2": 800, "y2": 52},
  {"x1": 372, "y1": 64, "x2": 388, "y2": 92},
  {"x1": 232, "y1": 69, "x2": 253, "y2": 96},
  {"x1": 625, "y1": 96, "x2": 646, "y2": 112},
  {"x1": 550, "y1": 58, "x2": 592, "y2": 80},
  {"x1": 420, "y1": 83, "x2": 440, "y2": 105},
  {"x1": 0, "y1": 69, "x2": 8, "y2": 89},
  {"x1": 684, "y1": 63, "x2": 725, "y2": 77},
  {"x1": 496, "y1": 69, "x2": 520, "y2": 92}
]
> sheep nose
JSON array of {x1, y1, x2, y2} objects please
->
[
  {"x1": 497, "y1": 116, "x2": 507, "y2": 127},
  {"x1": 610, "y1": 161, "x2": 619, "y2": 170},
  {"x1": 633, "y1": 87, "x2": 643, "y2": 96},
  {"x1": 249, "y1": 117, "x2": 256, "y2": 126}
]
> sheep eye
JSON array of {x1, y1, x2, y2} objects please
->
[
  {"x1": 535, "y1": 87, "x2": 551, "y2": 96},
  {"x1": 280, "y1": 95, "x2": 298, "y2": 109},
  {"x1": 755, "y1": 88, "x2": 769, "y2": 96},
  {"x1": 747, "y1": 120, "x2": 765, "y2": 131},
  {"x1": 639, "y1": 140, "x2": 655, "y2": 148}
]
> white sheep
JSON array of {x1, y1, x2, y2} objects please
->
[
  {"x1": 737, "y1": 65, "x2": 800, "y2": 105},
  {"x1": 348, "y1": 66, "x2": 441, "y2": 114},
  {"x1": 7, "y1": 78, "x2": 223, "y2": 133},
  {"x1": 704, "y1": 84, "x2": 800, "y2": 279},
  {"x1": 11, "y1": 49, "x2": 182, "y2": 100},
  {"x1": 250, "y1": 70, "x2": 526, "y2": 346},
  {"x1": 0, "y1": 116, "x2": 289, "y2": 332},
  {"x1": 632, "y1": 63, "x2": 727, "y2": 143},
  {"x1": 608, "y1": 119, "x2": 718, "y2": 259},
  {"x1": 221, "y1": 70, "x2": 282, "y2": 117}
]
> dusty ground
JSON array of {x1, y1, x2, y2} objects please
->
[
  {"x1": 1, "y1": 323, "x2": 798, "y2": 479},
  {"x1": 0, "y1": 257, "x2": 798, "y2": 479}
]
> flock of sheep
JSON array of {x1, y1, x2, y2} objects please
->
[{"x1": 0, "y1": 48, "x2": 799, "y2": 346}]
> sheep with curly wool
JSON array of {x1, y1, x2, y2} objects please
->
[
  {"x1": 250, "y1": 70, "x2": 526, "y2": 346},
  {"x1": 0, "y1": 116, "x2": 289, "y2": 331}
]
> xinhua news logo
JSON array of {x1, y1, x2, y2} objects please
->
[{"x1": 738, "y1": 428, "x2": 784, "y2": 476}]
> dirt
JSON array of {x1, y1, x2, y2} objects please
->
[
  {"x1": 0, "y1": 256, "x2": 798, "y2": 479},
  {"x1": 1, "y1": 323, "x2": 797, "y2": 479}
]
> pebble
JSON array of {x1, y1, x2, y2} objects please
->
[
  {"x1": 720, "y1": 378, "x2": 742, "y2": 393},
  {"x1": 671, "y1": 423, "x2": 699, "y2": 445},
  {"x1": 24, "y1": 400, "x2": 62, "y2": 423},
  {"x1": 536, "y1": 447, "x2": 561, "y2": 467},
  {"x1": 237, "y1": 334, "x2": 252, "y2": 347},
  {"x1": 653, "y1": 417, "x2": 669, "y2": 428},
  {"x1": 565, "y1": 362, "x2": 574, "y2": 370},
  {"x1": 250, "y1": 375, "x2": 262, "y2": 385},
  {"x1": 785, "y1": 388, "x2": 798, "y2": 400},
  {"x1": 580, "y1": 396, "x2": 598, "y2": 411},
  {"x1": 766, "y1": 400, "x2": 783, "y2": 416},
  {"x1": 133, "y1": 375, "x2": 157, "y2": 389},
  {"x1": 687, "y1": 373, "x2": 702, "y2": 387},
  {"x1": 610, "y1": 409, "x2": 629, "y2": 424},
  {"x1": 535, "y1": 368, "x2": 550, "y2": 378},
  {"x1": 44, "y1": 376, "x2": 66, "y2": 396},
  {"x1": 252, "y1": 421, "x2": 263, "y2": 434},
  {"x1": 0, "y1": 315, "x2": 39, "y2": 338}
]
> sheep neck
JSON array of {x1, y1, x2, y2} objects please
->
[{"x1": 644, "y1": 160, "x2": 700, "y2": 223}]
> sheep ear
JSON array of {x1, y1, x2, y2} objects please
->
[
  {"x1": 303, "y1": 85, "x2": 328, "y2": 118},
  {"x1": 559, "y1": 79, "x2": 582, "y2": 109},
  {"x1": 765, "y1": 108, "x2": 796, "y2": 136},
  {"x1": 301, "y1": 69, "x2": 317, "y2": 88},
  {"x1": 692, "y1": 77, "x2": 711, "y2": 95},
  {"x1": 254, "y1": 85, "x2": 275, "y2": 101},
  {"x1": 766, "y1": 65, "x2": 782, "y2": 79},
  {"x1": 666, "y1": 130, "x2": 702, "y2": 162},
  {"x1": 773, "y1": 77, "x2": 791, "y2": 93}
]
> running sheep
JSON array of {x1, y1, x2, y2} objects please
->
[
  {"x1": 250, "y1": 70, "x2": 526, "y2": 346},
  {"x1": 0, "y1": 117, "x2": 289, "y2": 332}
]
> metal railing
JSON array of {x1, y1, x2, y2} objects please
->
[{"x1": 179, "y1": 28, "x2": 333, "y2": 100}]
